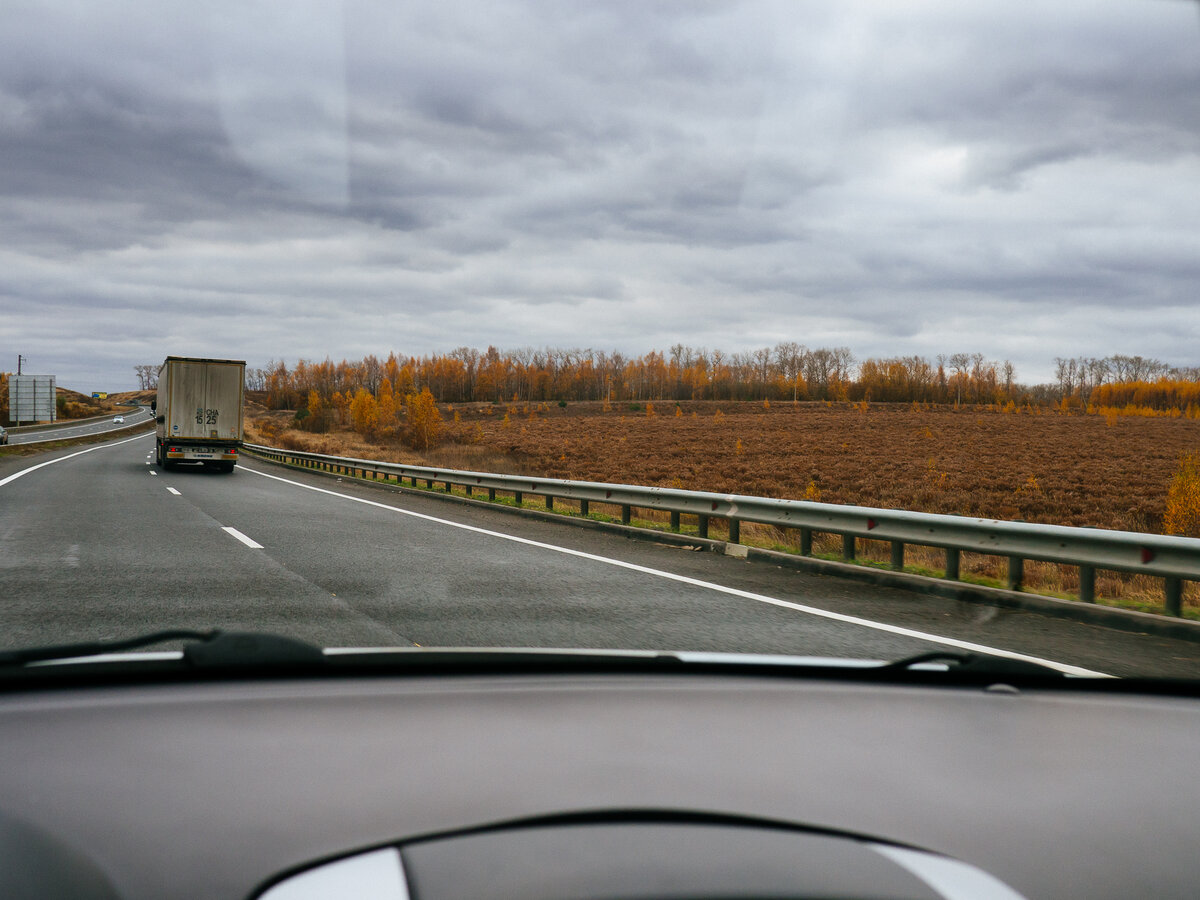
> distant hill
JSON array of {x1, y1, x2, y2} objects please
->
[{"x1": 107, "y1": 389, "x2": 157, "y2": 405}]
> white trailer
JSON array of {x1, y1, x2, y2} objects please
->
[{"x1": 153, "y1": 357, "x2": 245, "y2": 473}]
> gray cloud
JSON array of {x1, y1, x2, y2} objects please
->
[{"x1": 1, "y1": 0, "x2": 1198, "y2": 388}]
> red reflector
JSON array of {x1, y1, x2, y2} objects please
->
[
  {"x1": 1141, "y1": 547, "x2": 1155, "y2": 564},
  {"x1": 867, "y1": 518, "x2": 878, "y2": 530}
]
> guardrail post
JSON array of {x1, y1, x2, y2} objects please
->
[
  {"x1": 464, "y1": 485, "x2": 472, "y2": 498},
  {"x1": 842, "y1": 534, "x2": 855, "y2": 561},
  {"x1": 621, "y1": 505, "x2": 631, "y2": 525},
  {"x1": 488, "y1": 487, "x2": 496, "y2": 501},
  {"x1": 698, "y1": 515, "x2": 709, "y2": 538},
  {"x1": 1007, "y1": 556, "x2": 1024, "y2": 591},
  {"x1": 426, "y1": 478, "x2": 434, "y2": 489},
  {"x1": 799, "y1": 528, "x2": 812, "y2": 556},
  {"x1": 670, "y1": 511, "x2": 680, "y2": 532},
  {"x1": 945, "y1": 548, "x2": 960, "y2": 580},
  {"x1": 444, "y1": 481, "x2": 452, "y2": 493},
  {"x1": 514, "y1": 490, "x2": 522, "y2": 506},
  {"x1": 1165, "y1": 577, "x2": 1183, "y2": 617},
  {"x1": 728, "y1": 519, "x2": 740, "y2": 544},
  {"x1": 890, "y1": 541, "x2": 904, "y2": 571},
  {"x1": 545, "y1": 494, "x2": 554, "y2": 510},
  {"x1": 579, "y1": 499, "x2": 589, "y2": 516},
  {"x1": 1079, "y1": 565, "x2": 1095, "y2": 603}
]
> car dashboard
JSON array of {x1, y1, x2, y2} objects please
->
[{"x1": 1, "y1": 664, "x2": 1198, "y2": 899}]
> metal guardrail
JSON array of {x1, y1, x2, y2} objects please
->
[{"x1": 243, "y1": 443, "x2": 1200, "y2": 617}]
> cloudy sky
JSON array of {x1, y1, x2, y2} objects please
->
[{"x1": 2, "y1": 0, "x2": 1198, "y2": 390}]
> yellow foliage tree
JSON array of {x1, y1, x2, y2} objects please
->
[
  {"x1": 405, "y1": 387, "x2": 443, "y2": 450},
  {"x1": 376, "y1": 378, "x2": 398, "y2": 429},
  {"x1": 302, "y1": 390, "x2": 329, "y2": 432},
  {"x1": 349, "y1": 388, "x2": 379, "y2": 435},
  {"x1": 378, "y1": 390, "x2": 397, "y2": 429},
  {"x1": 331, "y1": 391, "x2": 351, "y2": 426},
  {"x1": 1164, "y1": 452, "x2": 1200, "y2": 537}
]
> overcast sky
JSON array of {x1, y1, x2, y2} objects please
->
[{"x1": 2, "y1": 0, "x2": 1198, "y2": 390}]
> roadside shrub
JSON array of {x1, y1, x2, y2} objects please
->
[{"x1": 1164, "y1": 452, "x2": 1200, "y2": 537}]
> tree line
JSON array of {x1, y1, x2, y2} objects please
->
[{"x1": 239, "y1": 346, "x2": 1198, "y2": 412}]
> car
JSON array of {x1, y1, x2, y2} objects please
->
[
  {"x1": 112, "y1": 415, "x2": 125, "y2": 424},
  {"x1": 0, "y1": 426, "x2": 7, "y2": 445}
]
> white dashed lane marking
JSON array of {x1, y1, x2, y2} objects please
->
[{"x1": 221, "y1": 526, "x2": 263, "y2": 549}]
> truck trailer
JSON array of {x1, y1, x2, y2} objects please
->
[{"x1": 153, "y1": 357, "x2": 245, "y2": 473}]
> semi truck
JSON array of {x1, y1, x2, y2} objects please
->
[{"x1": 152, "y1": 356, "x2": 245, "y2": 473}]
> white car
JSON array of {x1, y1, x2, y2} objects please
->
[{"x1": 112, "y1": 416, "x2": 124, "y2": 424}]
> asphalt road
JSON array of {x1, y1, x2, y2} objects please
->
[
  {"x1": 2, "y1": 432, "x2": 1198, "y2": 677},
  {"x1": 7, "y1": 407, "x2": 153, "y2": 444}
]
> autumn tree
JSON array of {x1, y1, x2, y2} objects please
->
[
  {"x1": 377, "y1": 378, "x2": 398, "y2": 429},
  {"x1": 349, "y1": 388, "x2": 379, "y2": 435},
  {"x1": 301, "y1": 390, "x2": 331, "y2": 432},
  {"x1": 404, "y1": 387, "x2": 443, "y2": 450}
]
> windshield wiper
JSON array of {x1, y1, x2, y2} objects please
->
[
  {"x1": 0, "y1": 636, "x2": 1075, "y2": 686},
  {"x1": 0, "y1": 629, "x2": 326, "y2": 669}
]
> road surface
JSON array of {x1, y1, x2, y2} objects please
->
[
  {"x1": 7, "y1": 407, "x2": 154, "y2": 445},
  {"x1": 1, "y1": 432, "x2": 1197, "y2": 677}
]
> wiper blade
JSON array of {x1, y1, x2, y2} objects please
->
[
  {"x1": 879, "y1": 651, "x2": 1066, "y2": 679},
  {"x1": 0, "y1": 629, "x2": 219, "y2": 667},
  {"x1": 0, "y1": 629, "x2": 326, "y2": 669}
]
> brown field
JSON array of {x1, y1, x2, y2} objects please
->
[{"x1": 472, "y1": 402, "x2": 1195, "y2": 531}]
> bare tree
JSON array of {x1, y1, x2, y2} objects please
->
[{"x1": 133, "y1": 365, "x2": 159, "y2": 390}]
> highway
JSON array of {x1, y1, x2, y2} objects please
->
[
  {"x1": 7, "y1": 407, "x2": 154, "y2": 445},
  {"x1": 2, "y1": 432, "x2": 1198, "y2": 678}
]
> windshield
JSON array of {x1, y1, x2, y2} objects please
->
[{"x1": 1, "y1": 0, "x2": 1198, "y2": 680}]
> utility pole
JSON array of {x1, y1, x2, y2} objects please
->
[{"x1": 14, "y1": 356, "x2": 25, "y2": 426}]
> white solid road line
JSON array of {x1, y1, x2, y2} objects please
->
[
  {"x1": 166, "y1": 487, "x2": 181, "y2": 496},
  {"x1": 0, "y1": 433, "x2": 153, "y2": 490},
  {"x1": 221, "y1": 526, "x2": 264, "y2": 549},
  {"x1": 239, "y1": 465, "x2": 1110, "y2": 677}
]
